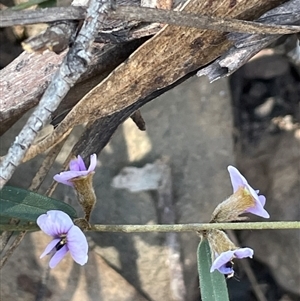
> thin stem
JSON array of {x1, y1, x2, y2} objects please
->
[
  {"x1": 1, "y1": 6, "x2": 300, "y2": 35},
  {"x1": 0, "y1": 231, "x2": 26, "y2": 267},
  {"x1": 1, "y1": 221, "x2": 299, "y2": 232}
]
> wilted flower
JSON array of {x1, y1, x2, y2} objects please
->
[
  {"x1": 54, "y1": 154, "x2": 97, "y2": 222},
  {"x1": 227, "y1": 165, "x2": 269, "y2": 218},
  {"x1": 211, "y1": 165, "x2": 269, "y2": 222},
  {"x1": 37, "y1": 210, "x2": 88, "y2": 268},
  {"x1": 210, "y1": 248, "x2": 254, "y2": 275},
  {"x1": 54, "y1": 154, "x2": 97, "y2": 186}
]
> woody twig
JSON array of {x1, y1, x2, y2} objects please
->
[{"x1": 0, "y1": 0, "x2": 114, "y2": 189}]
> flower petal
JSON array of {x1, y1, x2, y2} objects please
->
[
  {"x1": 87, "y1": 154, "x2": 97, "y2": 173},
  {"x1": 227, "y1": 166, "x2": 247, "y2": 192},
  {"x1": 69, "y1": 158, "x2": 80, "y2": 172},
  {"x1": 54, "y1": 154, "x2": 97, "y2": 186},
  {"x1": 211, "y1": 248, "x2": 254, "y2": 274},
  {"x1": 49, "y1": 245, "x2": 69, "y2": 268},
  {"x1": 234, "y1": 247, "x2": 254, "y2": 259},
  {"x1": 40, "y1": 238, "x2": 60, "y2": 258},
  {"x1": 67, "y1": 225, "x2": 88, "y2": 266},
  {"x1": 77, "y1": 155, "x2": 87, "y2": 171},
  {"x1": 53, "y1": 170, "x2": 89, "y2": 186},
  {"x1": 245, "y1": 203, "x2": 270, "y2": 218},
  {"x1": 227, "y1": 166, "x2": 270, "y2": 219},
  {"x1": 258, "y1": 195, "x2": 266, "y2": 207},
  {"x1": 37, "y1": 210, "x2": 74, "y2": 237},
  {"x1": 244, "y1": 183, "x2": 261, "y2": 203},
  {"x1": 217, "y1": 264, "x2": 234, "y2": 275},
  {"x1": 210, "y1": 250, "x2": 235, "y2": 272},
  {"x1": 53, "y1": 171, "x2": 80, "y2": 186}
]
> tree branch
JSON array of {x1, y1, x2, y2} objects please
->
[
  {"x1": 0, "y1": 0, "x2": 293, "y2": 187},
  {"x1": 1, "y1": 5, "x2": 300, "y2": 35},
  {"x1": 0, "y1": 39, "x2": 150, "y2": 135},
  {"x1": 0, "y1": 6, "x2": 85, "y2": 26},
  {"x1": 0, "y1": 0, "x2": 114, "y2": 189},
  {"x1": 197, "y1": 0, "x2": 300, "y2": 81},
  {"x1": 21, "y1": 0, "x2": 290, "y2": 164}
]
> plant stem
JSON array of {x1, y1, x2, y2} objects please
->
[{"x1": 1, "y1": 221, "x2": 299, "y2": 232}]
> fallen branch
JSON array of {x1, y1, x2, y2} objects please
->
[
  {"x1": 1, "y1": 5, "x2": 300, "y2": 35},
  {"x1": 0, "y1": 6, "x2": 85, "y2": 25},
  {"x1": 198, "y1": 0, "x2": 300, "y2": 81},
  {"x1": 0, "y1": 39, "x2": 148, "y2": 135},
  {"x1": 0, "y1": 0, "x2": 290, "y2": 188},
  {"x1": 19, "y1": 0, "x2": 289, "y2": 165},
  {"x1": 0, "y1": 0, "x2": 114, "y2": 189}
]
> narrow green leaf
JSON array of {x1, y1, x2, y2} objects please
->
[
  {"x1": 0, "y1": 186, "x2": 77, "y2": 222},
  {"x1": 11, "y1": 0, "x2": 54, "y2": 10},
  {"x1": 38, "y1": 0, "x2": 57, "y2": 8},
  {"x1": 197, "y1": 238, "x2": 230, "y2": 301}
]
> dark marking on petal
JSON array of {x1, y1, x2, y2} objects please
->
[
  {"x1": 225, "y1": 260, "x2": 235, "y2": 279},
  {"x1": 55, "y1": 238, "x2": 66, "y2": 251},
  {"x1": 225, "y1": 260, "x2": 234, "y2": 269}
]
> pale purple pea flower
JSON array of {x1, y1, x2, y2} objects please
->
[
  {"x1": 210, "y1": 248, "x2": 254, "y2": 275},
  {"x1": 37, "y1": 210, "x2": 88, "y2": 268},
  {"x1": 227, "y1": 166, "x2": 269, "y2": 218},
  {"x1": 54, "y1": 154, "x2": 97, "y2": 186}
]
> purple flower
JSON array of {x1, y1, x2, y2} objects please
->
[
  {"x1": 37, "y1": 210, "x2": 88, "y2": 268},
  {"x1": 227, "y1": 166, "x2": 269, "y2": 218},
  {"x1": 211, "y1": 248, "x2": 254, "y2": 275},
  {"x1": 54, "y1": 154, "x2": 97, "y2": 186}
]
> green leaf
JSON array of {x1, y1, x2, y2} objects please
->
[
  {"x1": 197, "y1": 238, "x2": 230, "y2": 301},
  {"x1": 38, "y1": 0, "x2": 57, "y2": 8},
  {"x1": 11, "y1": 0, "x2": 55, "y2": 10},
  {"x1": 0, "y1": 186, "x2": 77, "y2": 222}
]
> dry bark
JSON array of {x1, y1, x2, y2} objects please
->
[
  {"x1": 22, "y1": 0, "x2": 287, "y2": 162},
  {"x1": 0, "y1": 0, "x2": 115, "y2": 188},
  {"x1": 198, "y1": 0, "x2": 300, "y2": 81},
  {"x1": 0, "y1": 39, "x2": 148, "y2": 135}
]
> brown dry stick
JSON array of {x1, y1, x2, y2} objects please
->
[{"x1": 22, "y1": 0, "x2": 286, "y2": 162}]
